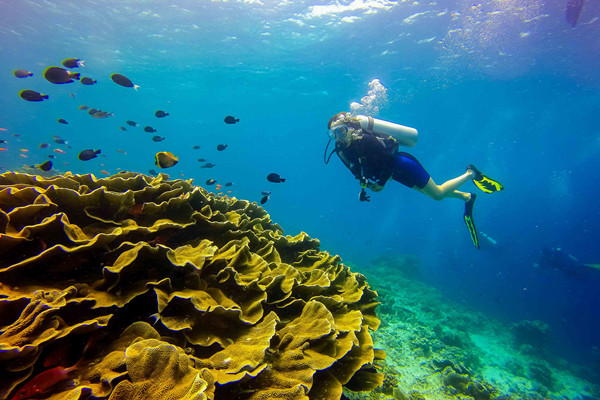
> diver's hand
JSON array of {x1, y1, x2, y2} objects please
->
[{"x1": 359, "y1": 189, "x2": 370, "y2": 202}]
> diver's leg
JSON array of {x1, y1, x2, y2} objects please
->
[{"x1": 418, "y1": 171, "x2": 474, "y2": 201}]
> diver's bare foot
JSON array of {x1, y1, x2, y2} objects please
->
[
  {"x1": 466, "y1": 192, "x2": 477, "y2": 205},
  {"x1": 466, "y1": 164, "x2": 483, "y2": 180}
]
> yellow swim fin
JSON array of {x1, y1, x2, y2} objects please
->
[
  {"x1": 467, "y1": 165, "x2": 504, "y2": 193},
  {"x1": 474, "y1": 175, "x2": 504, "y2": 193},
  {"x1": 464, "y1": 193, "x2": 479, "y2": 248}
]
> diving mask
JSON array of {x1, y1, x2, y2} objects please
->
[{"x1": 328, "y1": 124, "x2": 349, "y2": 140}]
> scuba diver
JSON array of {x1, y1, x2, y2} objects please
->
[
  {"x1": 324, "y1": 112, "x2": 504, "y2": 248},
  {"x1": 537, "y1": 246, "x2": 599, "y2": 279}
]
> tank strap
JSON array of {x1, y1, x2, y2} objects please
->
[
  {"x1": 357, "y1": 157, "x2": 368, "y2": 186},
  {"x1": 366, "y1": 116, "x2": 375, "y2": 132}
]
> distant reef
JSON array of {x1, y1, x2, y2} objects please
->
[
  {"x1": 0, "y1": 171, "x2": 383, "y2": 400},
  {"x1": 344, "y1": 255, "x2": 600, "y2": 400}
]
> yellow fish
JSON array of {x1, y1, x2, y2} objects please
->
[{"x1": 155, "y1": 151, "x2": 178, "y2": 168}]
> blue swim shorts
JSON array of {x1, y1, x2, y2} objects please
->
[{"x1": 391, "y1": 152, "x2": 431, "y2": 189}]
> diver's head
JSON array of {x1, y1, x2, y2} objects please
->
[
  {"x1": 327, "y1": 112, "x2": 360, "y2": 143},
  {"x1": 324, "y1": 112, "x2": 356, "y2": 164},
  {"x1": 327, "y1": 112, "x2": 348, "y2": 130}
]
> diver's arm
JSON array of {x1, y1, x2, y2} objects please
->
[
  {"x1": 366, "y1": 182, "x2": 384, "y2": 192},
  {"x1": 337, "y1": 148, "x2": 364, "y2": 182},
  {"x1": 370, "y1": 166, "x2": 392, "y2": 190},
  {"x1": 373, "y1": 170, "x2": 393, "y2": 190},
  {"x1": 355, "y1": 134, "x2": 394, "y2": 190}
]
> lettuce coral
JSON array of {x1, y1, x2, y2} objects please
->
[{"x1": 0, "y1": 171, "x2": 383, "y2": 400}]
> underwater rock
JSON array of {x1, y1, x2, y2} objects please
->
[
  {"x1": 0, "y1": 171, "x2": 383, "y2": 400},
  {"x1": 512, "y1": 319, "x2": 549, "y2": 355},
  {"x1": 431, "y1": 359, "x2": 470, "y2": 375},
  {"x1": 528, "y1": 361, "x2": 555, "y2": 391},
  {"x1": 380, "y1": 373, "x2": 399, "y2": 396},
  {"x1": 442, "y1": 367, "x2": 494, "y2": 400},
  {"x1": 434, "y1": 325, "x2": 473, "y2": 349},
  {"x1": 443, "y1": 369, "x2": 470, "y2": 392}
]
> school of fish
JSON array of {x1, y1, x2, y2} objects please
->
[{"x1": 5, "y1": 56, "x2": 285, "y2": 211}]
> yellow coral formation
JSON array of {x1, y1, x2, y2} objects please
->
[
  {"x1": 0, "y1": 171, "x2": 382, "y2": 400},
  {"x1": 111, "y1": 338, "x2": 216, "y2": 400}
]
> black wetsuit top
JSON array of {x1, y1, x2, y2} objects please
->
[
  {"x1": 335, "y1": 130, "x2": 431, "y2": 189},
  {"x1": 335, "y1": 132, "x2": 397, "y2": 186}
]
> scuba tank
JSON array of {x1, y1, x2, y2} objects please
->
[
  {"x1": 355, "y1": 115, "x2": 418, "y2": 147},
  {"x1": 480, "y1": 232, "x2": 498, "y2": 246}
]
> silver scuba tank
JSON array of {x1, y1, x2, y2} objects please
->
[{"x1": 355, "y1": 115, "x2": 418, "y2": 147}]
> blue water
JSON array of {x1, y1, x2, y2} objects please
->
[{"x1": 1, "y1": 0, "x2": 599, "y2": 371}]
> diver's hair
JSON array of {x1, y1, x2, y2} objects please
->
[
  {"x1": 327, "y1": 112, "x2": 347, "y2": 130},
  {"x1": 328, "y1": 112, "x2": 362, "y2": 130}
]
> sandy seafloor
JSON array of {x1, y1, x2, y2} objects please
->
[{"x1": 343, "y1": 255, "x2": 599, "y2": 400}]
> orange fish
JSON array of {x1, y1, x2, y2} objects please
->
[
  {"x1": 99, "y1": 170, "x2": 109, "y2": 175},
  {"x1": 0, "y1": 148, "x2": 7, "y2": 151},
  {"x1": 227, "y1": 191, "x2": 232, "y2": 193},
  {"x1": 9, "y1": 361, "x2": 82, "y2": 400},
  {"x1": 218, "y1": 192, "x2": 223, "y2": 195},
  {"x1": 149, "y1": 233, "x2": 171, "y2": 246},
  {"x1": 129, "y1": 204, "x2": 144, "y2": 215},
  {"x1": 53, "y1": 149, "x2": 66, "y2": 154},
  {"x1": 19, "y1": 154, "x2": 28, "y2": 158},
  {"x1": 0, "y1": 128, "x2": 7, "y2": 131},
  {"x1": 19, "y1": 148, "x2": 28, "y2": 152}
]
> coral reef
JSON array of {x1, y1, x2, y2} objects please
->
[
  {"x1": 342, "y1": 258, "x2": 599, "y2": 400},
  {"x1": 0, "y1": 171, "x2": 383, "y2": 400}
]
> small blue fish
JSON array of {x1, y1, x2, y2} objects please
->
[{"x1": 78, "y1": 149, "x2": 100, "y2": 161}]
